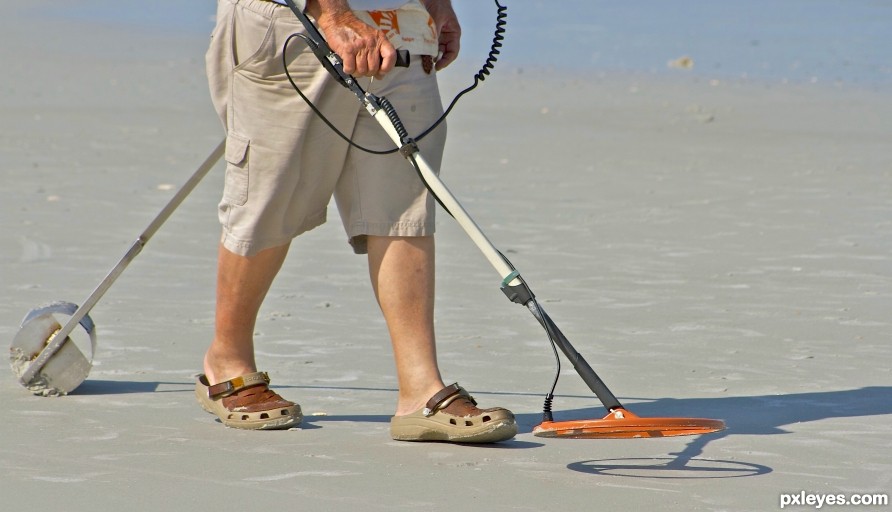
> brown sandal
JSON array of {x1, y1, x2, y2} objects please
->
[
  {"x1": 390, "y1": 383, "x2": 517, "y2": 443},
  {"x1": 195, "y1": 371, "x2": 302, "y2": 430}
]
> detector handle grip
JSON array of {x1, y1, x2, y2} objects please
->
[{"x1": 280, "y1": 0, "x2": 408, "y2": 102}]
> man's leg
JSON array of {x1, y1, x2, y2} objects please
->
[
  {"x1": 203, "y1": 242, "x2": 290, "y2": 384},
  {"x1": 369, "y1": 234, "x2": 517, "y2": 442},
  {"x1": 366, "y1": 235, "x2": 446, "y2": 415}
]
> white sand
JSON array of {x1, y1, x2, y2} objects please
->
[{"x1": 1, "y1": 4, "x2": 891, "y2": 511}]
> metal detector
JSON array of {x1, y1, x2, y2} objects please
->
[{"x1": 282, "y1": 0, "x2": 725, "y2": 439}]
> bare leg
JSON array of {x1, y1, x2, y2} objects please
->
[
  {"x1": 367, "y1": 235, "x2": 446, "y2": 415},
  {"x1": 203, "y1": 242, "x2": 290, "y2": 384}
]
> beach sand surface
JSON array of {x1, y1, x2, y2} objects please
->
[{"x1": 1, "y1": 3, "x2": 890, "y2": 511}]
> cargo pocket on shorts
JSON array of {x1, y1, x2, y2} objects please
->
[{"x1": 223, "y1": 133, "x2": 250, "y2": 206}]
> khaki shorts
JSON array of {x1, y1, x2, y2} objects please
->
[{"x1": 206, "y1": 0, "x2": 446, "y2": 256}]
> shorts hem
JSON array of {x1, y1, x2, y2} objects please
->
[
  {"x1": 347, "y1": 221, "x2": 435, "y2": 254},
  {"x1": 221, "y1": 210, "x2": 327, "y2": 257}
]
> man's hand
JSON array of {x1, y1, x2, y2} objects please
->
[
  {"x1": 307, "y1": 0, "x2": 396, "y2": 78},
  {"x1": 422, "y1": 0, "x2": 461, "y2": 70}
]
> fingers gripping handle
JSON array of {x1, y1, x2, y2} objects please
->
[{"x1": 281, "y1": 0, "x2": 408, "y2": 90}]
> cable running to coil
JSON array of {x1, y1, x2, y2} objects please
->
[{"x1": 496, "y1": 251, "x2": 563, "y2": 422}]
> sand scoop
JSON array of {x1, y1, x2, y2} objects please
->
[
  {"x1": 9, "y1": 142, "x2": 224, "y2": 396},
  {"x1": 284, "y1": 0, "x2": 725, "y2": 439}
]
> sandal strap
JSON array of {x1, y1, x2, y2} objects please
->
[
  {"x1": 207, "y1": 371, "x2": 270, "y2": 399},
  {"x1": 423, "y1": 382, "x2": 477, "y2": 417}
]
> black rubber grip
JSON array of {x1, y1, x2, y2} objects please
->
[{"x1": 395, "y1": 49, "x2": 410, "y2": 68}]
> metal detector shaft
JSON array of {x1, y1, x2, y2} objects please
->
[
  {"x1": 18, "y1": 140, "x2": 225, "y2": 386},
  {"x1": 526, "y1": 301, "x2": 623, "y2": 411},
  {"x1": 371, "y1": 113, "x2": 624, "y2": 412},
  {"x1": 371, "y1": 113, "x2": 520, "y2": 287}
]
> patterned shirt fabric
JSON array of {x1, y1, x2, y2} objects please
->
[
  {"x1": 354, "y1": 1, "x2": 438, "y2": 57},
  {"x1": 268, "y1": 0, "x2": 438, "y2": 57},
  {"x1": 348, "y1": 1, "x2": 410, "y2": 9},
  {"x1": 266, "y1": 1, "x2": 409, "y2": 7}
]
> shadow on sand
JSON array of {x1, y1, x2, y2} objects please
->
[
  {"x1": 72, "y1": 379, "x2": 891, "y2": 477},
  {"x1": 73, "y1": 379, "x2": 190, "y2": 394},
  {"x1": 538, "y1": 386, "x2": 892, "y2": 479}
]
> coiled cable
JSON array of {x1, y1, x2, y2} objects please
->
[{"x1": 413, "y1": 0, "x2": 506, "y2": 142}]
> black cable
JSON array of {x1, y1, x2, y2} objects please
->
[
  {"x1": 497, "y1": 250, "x2": 563, "y2": 422},
  {"x1": 283, "y1": 33, "x2": 397, "y2": 155},
  {"x1": 415, "y1": 0, "x2": 507, "y2": 142},
  {"x1": 529, "y1": 297, "x2": 562, "y2": 423}
]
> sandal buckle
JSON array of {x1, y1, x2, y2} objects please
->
[
  {"x1": 422, "y1": 383, "x2": 466, "y2": 417},
  {"x1": 206, "y1": 371, "x2": 270, "y2": 399}
]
